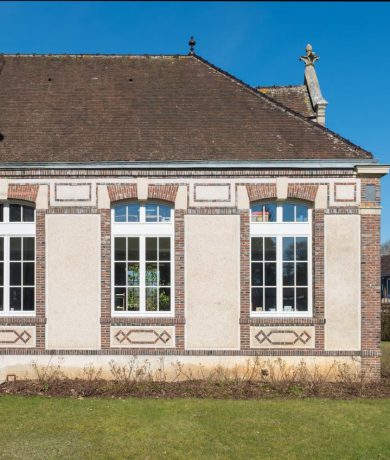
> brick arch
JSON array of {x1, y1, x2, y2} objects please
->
[
  {"x1": 246, "y1": 184, "x2": 277, "y2": 203},
  {"x1": 148, "y1": 185, "x2": 179, "y2": 204},
  {"x1": 107, "y1": 184, "x2": 137, "y2": 203},
  {"x1": 7, "y1": 184, "x2": 39, "y2": 203},
  {"x1": 287, "y1": 184, "x2": 318, "y2": 203}
]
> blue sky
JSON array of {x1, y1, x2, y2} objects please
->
[{"x1": 1, "y1": 1, "x2": 389, "y2": 241}]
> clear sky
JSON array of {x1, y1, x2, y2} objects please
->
[{"x1": 1, "y1": 1, "x2": 389, "y2": 241}]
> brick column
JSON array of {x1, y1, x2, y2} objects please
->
[
  {"x1": 174, "y1": 209, "x2": 185, "y2": 349},
  {"x1": 100, "y1": 209, "x2": 111, "y2": 348},
  {"x1": 35, "y1": 210, "x2": 46, "y2": 349},
  {"x1": 312, "y1": 209, "x2": 325, "y2": 350},
  {"x1": 240, "y1": 210, "x2": 250, "y2": 349}
]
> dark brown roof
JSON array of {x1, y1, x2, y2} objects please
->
[
  {"x1": 257, "y1": 85, "x2": 316, "y2": 119},
  {"x1": 382, "y1": 255, "x2": 390, "y2": 276},
  {"x1": 0, "y1": 54, "x2": 372, "y2": 163}
]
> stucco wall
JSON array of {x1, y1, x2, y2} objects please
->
[
  {"x1": 46, "y1": 214, "x2": 101, "y2": 349},
  {"x1": 185, "y1": 215, "x2": 240, "y2": 349},
  {"x1": 325, "y1": 214, "x2": 360, "y2": 350}
]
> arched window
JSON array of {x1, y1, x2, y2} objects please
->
[
  {"x1": 112, "y1": 202, "x2": 174, "y2": 316},
  {"x1": 0, "y1": 202, "x2": 36, "y2": 314},
  {"x1": 250, "y1": 201, "x2": 311, "y2": 316}
]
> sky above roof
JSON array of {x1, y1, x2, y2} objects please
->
[{"x1": 0, "y1": 1, "x2": 389, "y2": 241}]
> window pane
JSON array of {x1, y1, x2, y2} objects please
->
[
  {"x1": 296, "y1": 263, "x2": 307, "y2": 286},
  {"x1": 159, "y1": 205, "x2": 171, "y2": 222},
  {"x1": 22, "y1": 205, "x2": 35, "y2": 222},
  {"x1": 283, "y1": 288, "x2": 295, "y2": 312},
  {"x1": 0, "y1": 238, "x2": 3, "y2": 260},
  {"x1": 0, "y1": 204, "x2": 3, "y2": 222},
  {"x1": 251, "y1": 288, "x2": 263, "y2": 312},
  {"x1": 10, "y1": 238, "x2": 21, "y2": 260},
  {"x1": 145, "y1": 204, "x2": 158, "y2": 222},
  {"x1": 296, "y1": 288, "x2": 308, "y2": 311},
  {"x1": 10, "y1": 287, "x2": 21, "y2": 310},
  {"x1": 251, "y1": 238, "x2": 263, "y2": 261},
  {"x1": 0, "y1": 288, "x2": 3, "y2": 310},
  {"x1": 23, "y1": 263, "x2": 34, "y2": 285},
  {"x1": 114, "y1": 288, "x2": 126, "y2": 311},
  {"x1": 114, "y1": 263, "x2": 126, "y2": 286},
  {"x1": 159, "y1": 238, "x2": 170, "y2": 261},
  {"x1": 159, "y1": 288, "x2": 171, "y2": 311},
  {"x1": 146, "y1": 288, "x2": 158, "y2": 311},
  {"x1": 146, "y1": 263, "x2": 158, "y2": 286},
  {"x1": 296, "y1": 205, "x2": 308, "y2": 222},
  {"x1": 0, "y1": 263, "x2": 3, "y2": 285},
  {"x1": 23, "y1": 237, "x2": 35, "y2": 261},
  {"x1": 282, "y1": 204, "x2": 295, "y2": 222},
  {"x1": 127, "y1": 238, "x2": 139, "y2": 261},
  {"x1": 296, "y1": 237, "x2": 308, "y2": 261},
  {"x1": 9, "y1": 204, "x2": 21, "y2": 222},
  {"x1": 126, "y1": 203, "x2": 140, "y2": 222},
  {"x1": 128, "y1": 288, "x2": 140, "y2": 311},
  {"x1": 10, "y1": 263, "x2": 21, "y2": 285},
  {"x1": 23, "y1": 287, "x2": 34, "y2": 311},
  {"x1": 283, "y1": 237, "x2": 294, "y2": 261},
  {"x1": 251, "y1": 204, "x2": 263, "y2": 222},
  {"x1": 127, "y1": 263, "x2": 139, "y2": 286},
  {"x1": 264, "y1": 237, "x2": 276, "y2": 261},
  {"x1": 114, "y1": 205, "x2": 126, "y2": 222},
  {"x1": 265, "y1": 263, "x2": 276, "y2": 286},
  {"x1": 264, "y1": 288, "x2": 277, "y2": 312},
  {"x1": 159, "y1": 263, "x2": 171, "y2": 286},
  {"x1": 114, "y1": 238, "x2": 126, "y2": 261},
  {"x1": 146, "y1": 238, "x2": 157, "y2": 261},
  {"x1": 251, "y1": 263, "x2": 263, "y2": 286},
  {"x1": 264, "y1": 203, "x2": 277, "y2": 222},
  {"x1": 283, "y1": 263, "x2": 294, "y2": 286}
]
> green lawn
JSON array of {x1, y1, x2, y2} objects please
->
[{"x1": 0, "y1": 396, "x2": 389, "y2": 459}]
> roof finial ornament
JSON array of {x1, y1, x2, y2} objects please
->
[
  {"x1": 300, "y1": 43, "x2": 319, "y2": 67},
  {"x1": 188, "y1": 36, "x2": 196, "y2": 55}
]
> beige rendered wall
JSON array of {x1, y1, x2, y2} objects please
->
[
  {"x1": 46, "y1": 214, "x2": 101, "y2": 349},
  {"x1": 325, "y1": 214, "x2": 360, "y2": 350},
  {"x1": 185, "y1": 215, "x2": 240, "y2": 349}
]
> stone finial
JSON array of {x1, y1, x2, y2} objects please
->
[
  {"x1": 300, "y1": 43, "x2": 319, "y2": 67},
  {"x1": 188, "y1": 36, "x2": 196, "y2": 55}
]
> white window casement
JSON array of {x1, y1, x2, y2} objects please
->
[
  {"x1": 250, "y1": 202, "x2": 312, "y2": 317},
  {"x1": 0, "y1": 202, "x2": 36, "y2": 316},
  {"x1": 111, "y1": 202, "x2": 174, "y2": 317}
]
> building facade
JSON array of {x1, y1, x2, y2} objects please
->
[{"x1": 0, "y1": 45, "x2": 387, "y2": 379}]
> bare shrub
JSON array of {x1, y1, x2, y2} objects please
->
[
  {"x1": 109, "y1": 357, "x2": 153, "y2": 387},
  {"x1": 31, "y1": 357, "x2": 66, "y2": 390}
]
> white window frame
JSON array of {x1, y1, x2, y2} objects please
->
[
  {"x1": 250, "y1": 202, "x2": 312, "y2": 318},
  {"x1": 111, "y1": 203, "x2": 175, "y2": 317},
  {"x1": 0, "y1": 202, "x2": 36, "y2": 317}
]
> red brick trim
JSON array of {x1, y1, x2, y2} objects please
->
[
  {"x1": 107, "y1": 184, "x2": 137, "y2": 202},
  {"x1": 287, "y1": 183, "x2": 318, "y2": 203},
  {"x1": 148, "y1": 184, "x2": 179, "y2": 203},
  {"x1": 7, "y1": 184, "x2": 39, "y2": 203},
  {"x1": 35, "y1": 210, "x2": 46, "y2": 349},
  {"x1": 242, "y1": 318, "x2": 325, "y2": 326},
  {"x1": 100, "y1": 209, "x2": 111, "y2": 349},
  {"x1": 361, "y1": 177, "x2": 380, "y2": 206},
  {"x1": 313, "y1": 209, "x2": 325, "y2": 349},
  {"x1": 246, "y1": 184, "x2": 277, "y2": 202},
  {"x1": 240, "y1": 210, "x2": 250, "y2": 349},
  {"x1": 174, "y1": 209, "x2": 185, "y2": 349}
]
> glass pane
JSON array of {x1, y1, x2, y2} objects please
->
[
  {"x1": 159, "y1": 205, "x2": 171, "y2": 222},
  {"x1": 159, "y1": 238, "x2": 170, "y2": 261},
  {"x1": 23, "y1": 237, "x2": 35, "y2": 261},
  {"x1": 127, "y1": 263, "x2": 139, "y2": 286},
  {"x1": 126, "y1": 203, "x2": 140, "y2": 222},
  {"x1": 128, "y1": 288, "x2": 140, "y2": 311},
  {"x1": 159, "y1": 263, "x2": 171, "y2": 286},
  {"x1": 265, "y1": 263, "x2": 276, "y2": 286},
  {"x1": 251, "y1": 238, "x2": 263, "y2": 261},
  {"x1": 146, "y1": 263, "x2": 158, "y2": 286},
  {"x1": 127, "y1": 238, "x2": 139, "y2": 261},
  {"x1": 296, "y1": 237, "x2": 308, "y2": 261},
  {"x1": 10, "y1": 263, "x2": 21, "y2": 285},
  {"x1": 114, "y1": 288, "x2": 126, "y2": 311},
  {"x1": 159, "y1": 288, "x2": 171, "y2": 311},
  {"x1": 146, "y1": 238, "x2": 157, "y2": 261},
  {"x1": 264, "y1": 237, "x2": 276, "y2": 261},
  {"x1": 251, "y1": 263, "x2": 263, "y2": 286},
  {"x1": 145, "y1": 204, "x2": 158, "y2": 222},
  {"x1": 251, "y1": 204, "x2": 263, "y2": 223},
  {"x1": 283, "y1": 288, "x2": 295, "y2": 312},
  {"x1": 296, "y1": 288, "x2": 308, "y2": 311},
  {"x1": 296, "y1": 205, "x2": 308, "y2": 222},
  {"x1": 114, "y1": 205, "x2": 126, "y2": 222},
  {"x1": 0, "y1": 204, "x2": 3, "y2": 222},
  {"x1": 22, "y1": 205, "x2": 35, "y2": 222},
  {"x1": 264, "y1": 203, "x2": 277, "y2": 222},
  {"x1": 0, "y1": 238, "x2": 3, "y2": 260},
  {"x1": 23, "y1": 262, "x2": 34, "y2": 286},
  {"x1": 23, "y1": 287, "x2": 34, "y2": 311},
  {"x1": 0, "y1": 263, "x2": 3, "y2": 285},
  {"x1": 283, "y1": 204, "x2": 295, "y2": 222},
  {"x1": 264, "y1": 288, "x2": 277, "y2": 312},
  {"x1": 0, "y1": 288, "x2": 3, "y2": 310},
  {"x1": 296, "y1": 263, "x2": 308, "y2": 286},
  {"x1": 283, "y1": 237, "x2": 294, "y2": 261},
  {"x1": 10, "y1": 238, "x2": 21, "y2": 260},
  {"x1": 146, "y1": 287, "x2": 158, "y2": 311},
  {"x1": 283, "y1": 263, "x2": 295, "y2": 286},
  {"x1": 10, "y1": 287, "x2": 21, "y2": 310},
  {"x1": 251, "y1": 288, "x2": 263, "y2": 312},
  {"x1": 114, "y1": 238, "x2": 126, "y2": 261},
  {"x1": 114, "y1": 263, "x2": 126, "y2": 286},
  {"x1": 9, "y1": 204, "x2": 21, "y2": 222}
]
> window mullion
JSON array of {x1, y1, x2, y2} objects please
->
[
  {"x1": 140, "y1": 236, "x2": 146, "y2": 313},
  {"x1": 4, "y1": 236, "x2": 9, "y2": 314},
  {"x1": 277, "y1": 236, "x2": 283, "y2": 313}
]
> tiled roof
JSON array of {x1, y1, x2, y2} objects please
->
[
  {"x1": 0, "y1": 54, "x2": 372, "y2": 163},
  {"x1": 382, "y1": 255, "x2": 390, "y2": 276}
]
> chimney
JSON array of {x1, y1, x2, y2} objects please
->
[{"x1": 300, "y1": 44, "x2": 328, "y2": 126}]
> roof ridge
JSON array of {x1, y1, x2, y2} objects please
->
[
  {"x1": 0, "y1": 53, "x2": 190, "y2": 58},
  {"x1": 257, "y1": 85, "x2": 305, "y2": 89}
]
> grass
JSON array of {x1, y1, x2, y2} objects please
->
[
  {"x1": 382, "y1": 341, "x2": 390, "y2": 377},
  {"x1": 0, "y1": 396, "x2": 390, "y2": 459}
]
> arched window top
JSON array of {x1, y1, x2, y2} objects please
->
[
  {"x1": 0, "y1": 202, "x2": 35, "y2": 223},
  {"x1": 113, "y1": 202, "x2": 173, "y2": 223},
  {"x1": 251, "y1": 201, "x2": 309, "y2": 223}
]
